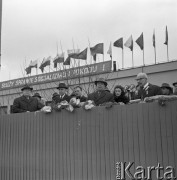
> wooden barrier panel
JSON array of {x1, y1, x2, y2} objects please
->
[{"x1": 0, "y1": 101, "x2": 177, "y2": 180}]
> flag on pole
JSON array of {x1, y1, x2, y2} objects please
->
[
  {"x1": 77, "y1": 48, "x2": 87, "y2": 60},
  {"x1": 29, "y1": 60, "x2": 38, "y2": 68},
  {"x1": 90, "y1": 43, "x2": 104, "y2": 61},
  {"x1": 63, "y1": 56, "x2": 71, "y2": 65},
  {"x1": 124, "y1": 35, "x2": 133, "y2": 51},
  {"x1": 164, "y1": 26, "x2": 168, "y2": 45},
  {"x1": 53, "y1": 53, "x2": 64, "y2": 68},
  {"x1": 25, "y1": 66, "x2": 31, "y2": 75},
  {"x1": 113, "y1": 37, "x2": 123, "y2": 49},
  {"x1": 25, "y1": 60, "x2": 38, "y2": 75},
  {"x1": 67, "y1": 49, "x2": 80, "y2": 55},
  {"x1": 39, "y1": 56, "x2": 51, "y2": 73},
  {"x1": 136, "y1": 33, "x2": 144, "y2": 50},
  {"x1": 107, "y1": 42, "x2": 112, "y2": 58},
  {"x1": 153, "y1": 30, "x2": 156, "y2": 47}
]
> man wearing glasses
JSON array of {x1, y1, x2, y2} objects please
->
[{"x1": 135, "y1": 72, "x2": 162, "y2": 100}]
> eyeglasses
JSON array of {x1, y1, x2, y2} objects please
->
[{"x1": 136, "y1": 78, "x2": 145, "y2": 81}]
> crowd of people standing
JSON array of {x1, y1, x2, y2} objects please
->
[{"x1": 12, "y1": 72, "x2": 177, "y2": 113}]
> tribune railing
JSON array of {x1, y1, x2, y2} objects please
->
[{"x1": 0, "y1": 101, "x2": 177, "y2": 180}]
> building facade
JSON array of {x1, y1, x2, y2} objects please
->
[{"x1": 0, "y1": 60, "x2": 177, "y2": 114}]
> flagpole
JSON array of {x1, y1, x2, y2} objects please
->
[
  {"x1": 154, "y1": 46, "x2": 157, "y2": 64},
  {"x1": 143, "y1": 49, "x2": 145, "y2": 66},
  {"x1": 36, "y1": 60, "x2": 38, "y2": 75},
  {"x1": 72, "y1": 38, "x2": 76, "y2": 68},
  {"x1": 122, "y1": 48, "x2": 124, "y2": 69},
  {"x1": 132, "y1": 50, "x2": 134, "y2": 67},
  {"x1": 167, "y1": 44, "x2": 169, "y2": 62},
  {"x1": 103, "y1": 44, "x2": 104, "y2": 62},
  {"x1": 87, "y1": 38, "x2": 92, "y2": 65}
]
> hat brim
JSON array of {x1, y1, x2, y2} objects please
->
[
  {"x1": 21, "y1": 87, "x2": 33, "y2": 91},
  {"x1": 57, "y1": 86, "x2": 68, "y2": 89},
  {"x1": 161, "y1": 86, "x2": 173, "y2": 91},
  {"x1": 33, "y1": 95, "x2": 41, "y2": 98},
  {"x1": 173, "y1": 82, "x2": 177, "y2": 86},
  {"x1": 95, "y1": 81, "x2": 107, "y2": 86}
]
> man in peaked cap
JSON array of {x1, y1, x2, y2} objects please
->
[
  {"x1": 12, "y1": 84, "x2": 44, "y2": 113},
  {"x1": 87, "y1": 78, "x2": 114, "y2": 106},
  {"x1": 51, "y1": 82, "x2": 71, "y2": 110},
  {"x1": 135, "y1": 72, "x2": 162, "y2": 100}
]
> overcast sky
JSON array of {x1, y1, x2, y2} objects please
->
[{"x1": 0, "y1": 0, "x2": 177, "y2": 82}]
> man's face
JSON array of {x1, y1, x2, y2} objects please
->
[
  {"x1": 58, "y1": 88, "x2": 66, "y2": 95},
  {"x1": 161, "y1": 87, "x2": 170, "y2": 95},
  {"x1": 22, "y1": 89, "x2": 32, "y2": 97},
  {"x1": 136, "y1": 77, "x2": 147, "y2": 87},
  {"x1": 96, "y1": 82, "x2": 106, "y2": 91},
  {"x1": 174, "y1": 84, "x2": 177, "y2": 92},
  {"x1": 74, "y1": 87, "x2": 82, "y2": 97}
]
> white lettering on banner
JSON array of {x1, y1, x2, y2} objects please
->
[
  {"x1": 1, "y1": 81, "x2": 15, "y2": 88},
  {"x1": 0, "y1": 61, "x2": 111, "y2": 90}
]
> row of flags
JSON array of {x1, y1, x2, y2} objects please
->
[
  {"x1": 111, "y1": 26, "x2": 168, "y2": 52},
  {"x1": 25, "y1": 26, "x2": 169, "y2": 74},
  {"x1": 25, "y1": 43, "x2": 104, "y2": 74}
]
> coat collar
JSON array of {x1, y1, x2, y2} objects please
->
[
  {"x1": 94, "y1": 90, "x2": 107, "y2": 101},
  {"x1": 21, "y1": 95, "x2": 33, "y2": 103}
]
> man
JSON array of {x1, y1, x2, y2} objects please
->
[
  {"x1": 135, "y1": 72, "x2": 162, "y2": 100},
  {"x1": 33, "y1": 92, "x2": 46, "y2": 105},
  {"x1": 161, "y1": 83, "x2": 173, "y2": 95},
  {"x1": 71, "y1": 86, "x2": 87, "y2": 102},
  {"x1": 51, "y1": 83, "x2": 70, "y2": 109},
  {"x1": 12, "y1": 85, "x2": 44, "y2": 113},
  {"x1": 87, "y1": 78, "x2": 114, "y2": 106},
  {"x1": 172, "y1": 82, "x2": 177, "y2": 95}
]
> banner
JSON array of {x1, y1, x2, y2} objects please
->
[{"x1": 0, "y1": 61, "x2": 112, "y2": 90}]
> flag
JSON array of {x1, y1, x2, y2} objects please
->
[
  {"x1": 113, "y1": 37, "x2": 123, "y2": 49},
  {"x1": 153, "y1": 30, "x2": 156, "y2": 47},
  {"x1": 53, "y1": 53, "x2": 64, "y2": 68},
  {"x1": 25, "y1": 66, "x2": 31, "y2": 75},
  {"x1": 63, "y1": 56, "x2": 71, "y2": 65},
  {"x1": 136, "y1": 33, "x2": 144, "y2": 50},
  {"x1": 29, "y1": 60, "x2": 38, "y2": 68},
  {"x1": 39, "y1": 56, "x2": 51, "y2": 73},
  {"x1": 90, "y1": 43, "x2": 104, "y2": 61},
  {"x1": 107, "y1": 42, "x2": 112, "y2": 58},
  {"x1": 67, "y1": 49, "x2": 80, "y2": 55},
  {"x1": 124, "y1": 35, "x2": 133, "y2": 51},
  {"x1": 67, "y1": 49, "x2": 80, "y2": 59},
  {"x1": 77, "y1": 48, "x2": 87, "y2": 60},
  {"x1": 164, "y1": 26, "x2": 168, "y2": 45}
]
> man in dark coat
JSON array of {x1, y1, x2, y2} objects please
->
[
  {"x1": 135, "y1": 72, "x2": 162, "y2": 100},
  {"x1": 12, "y1": 85, "x2": 44, "y2": 113},
  {"x1": 87, "y1": 78, "x2": 114, "y2": 106},
  {"x1": 172, "y1": 82, "x2": 177, "y2": 95},
  {"x1": 71, "y1": 86, "x2": 87, "y2": 102},
  {"x1": 51, "y1": 82, "x2": 70, "y2": 110}
]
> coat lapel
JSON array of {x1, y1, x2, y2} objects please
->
[{"x1": 94, "y1": 90, "x2": 107, "y2": 103}]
